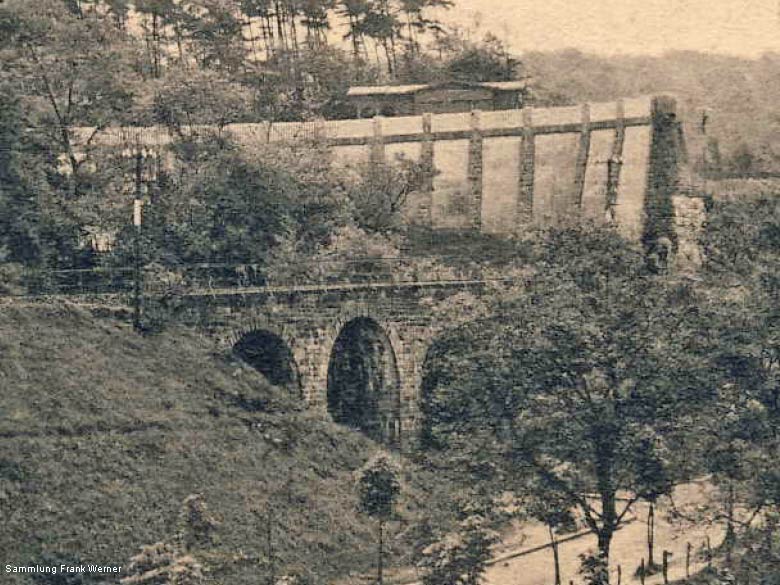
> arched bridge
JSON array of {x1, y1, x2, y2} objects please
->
[{"x1": 180, "y1": 276, "x2": 498, "y2": 450}]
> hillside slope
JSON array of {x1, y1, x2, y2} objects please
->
[{"x1": 0, "y1": 301, "x2": 454, "y2": 585}]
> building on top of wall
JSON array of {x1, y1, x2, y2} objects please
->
[{"x1": 346, "y1": 80, "x2": 528, "y2": 118}]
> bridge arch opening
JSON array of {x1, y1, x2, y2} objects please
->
[
  {"x1": 327, "y1": 317, "x2": 401, "y2": 446},
  {"x1": 233, "y1": 330, "x2": 301, "y2": 394}
]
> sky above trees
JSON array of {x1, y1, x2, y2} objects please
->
[{"x1": 444, "y1": 0, "x2": 780, "y2": 58}]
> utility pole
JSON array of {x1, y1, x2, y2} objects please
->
[{"x1": 133, "y1": 148, "x2": 144, "y2": 332}]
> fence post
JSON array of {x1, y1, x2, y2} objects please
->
[
  {"x1": 662, "y1": 550, "x2": 670, "y2": 584},
  {"x1": 686, "y1": 542, "x2": 692, "y2": 578},
  {"x1": 468, "y1": 110, "x2": 484, "y2": 231}
]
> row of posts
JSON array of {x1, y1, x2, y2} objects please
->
[
  {"x1": 556, "y1": 538, "x2": 712, "y2": 585},
  {"x1": 367, "y1": 102, "x2": 627, "y2": 231}
]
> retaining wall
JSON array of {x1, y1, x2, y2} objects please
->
[{"x1": 79, "y1": 95, "x2": 689, "y2": 244}]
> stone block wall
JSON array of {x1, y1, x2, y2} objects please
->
[{"x1": 672, "y1": 195, "x2": 707, "y2": 272}]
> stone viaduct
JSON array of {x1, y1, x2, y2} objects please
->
[{"x1": 185, "y1": 278, "x2": 480, "y2": 451}]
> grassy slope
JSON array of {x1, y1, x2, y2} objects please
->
[{"x1": 0, "y1": 301, "x2": 454, "y2": 585}]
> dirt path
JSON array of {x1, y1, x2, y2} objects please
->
[{"x1": 485, "y1": 483, "x2": 723, "y2": 585}]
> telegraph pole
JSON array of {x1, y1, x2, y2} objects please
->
[{"x1": 133, "y1": 148, "x2": 143, "y2": 332}]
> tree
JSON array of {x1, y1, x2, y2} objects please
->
[
  {"x1": 135, "y1": 0, "x2": 179, "y2": 77},
  {"x1": 398, "y1": 0, "x2": 452, "y2": 55},
  {"x1": 116, "y1": 140, "x2": 294, "y2": 266},
  {"x1": 106, "y1": 129, "x2": 356, "y2": 298},
  {"x1": 359, "y1": 0, "x2": 403, "y2": 74},
  {"x1": 301, "y1": 0, "x2": 336, "y2": 49},
  {"x1": 153, "y1": 67, "x2": 254, "y2": 134},
  {"x1": 0, "y1": 0, "x2": 138, "y2": 199},
  {"x1": 122, "y1": 495, "x2": 216, "y2": 585},
  {"x1": 176, "y1": 494, "x2": 220, "y2": 554},
  {"x1": 423, "y1": 225, "x2": 716, "y2": 582},
  {"x1": 633, "y1": 433, "x2": 673, "y2": 573},
  {"x1": 0, "y1": 84, "x2": 41, "y2": 267},
  {"x1": 684, "y1": 194, "x2": 780, "y2": 561},
  {"x1": 445, "y1": 33, "x2": 518, "y2": 82},
  {"x1": 420, "y1": 501, "x2": 499, "y2": 585},
  {"x1": 521, "y1": 479, "x2": 577, "y2": 585},
  {"x1": 337, "y1": 0, "x2": 370, "y2": 60},
  {"x1": 357, "y1": 453, "x2": 401, "y2": 585},
  {"x1": 180, "y1": 0, "x2": 248, "y2": 73},
  {"x1": 345, "y1": 155, "x2": 432, "y2": 234},
  {"x1": 238, "y1": 0, "x2": 276, "y2": 58}
]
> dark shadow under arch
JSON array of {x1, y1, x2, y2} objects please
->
[
  {"x1": 327, "y1": 317, "x2": 401, "y2": 445},
  {"x1": 234, "y1": 330, "x2": 301, "y2": 395}
]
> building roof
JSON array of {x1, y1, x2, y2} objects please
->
[
  {"x1": 347, "y1": 80, "x2": 527, "y2": 97},
  {"x1": 347, "y1": 84, "x2": 429, "y2": 97},
  {"x1": 479, "y1": 80, "x2": 528, "y2": 91}
]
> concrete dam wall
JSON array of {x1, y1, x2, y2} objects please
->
[{"x1": 84, "y1": 95, "x2": 688, "y2": 244}]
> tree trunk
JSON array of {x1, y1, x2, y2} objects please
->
[
  {"x1": 549, "y1": 523, "x2": 561, "y2": 585},
  {"x1": 597, "y1": 528, "x2": 613, "y2": 585},
  {"x1": 266, "y1": 507, "x2": 275, "y2": 585},
  {"x1": 596, "y1": 438, "x2": 617, "y2": 585},
  {"x1": 378, "y1": 519, "x2": 384, "y2": 585},
  {"x1": 288, "y1": 8, "x2": 300, "y2": 58},
  {"x1": 647, "y1": 502, "x2": 655, "y2": 567},
  {"x1": 724, "y1": 482, "x2": 736, "y2": 563},
  {"x1": 247, "y1": 18, "x2": 260, "y2": 62},
  {"x1": 151, "y1": 13, "x2": 161, "y2": 78},
  {"x1": 388, "y1": 31, "x2": 398, "y2": 74},
  {"x1": 381, "y1": 39, "x2": 393, "y2": 74},
  {"x1": 348, "y1": 16, "x2": 360, "y2": 59},
  {"x1": 263, "y1": 16, "x2": 274, "y2": 56},
  {"x1": 406, "y1": 14, "x2": 415, "y2": 54},
  {"x1": 174, "y1": 26, "x2": 185, "y2": 63},
  {"x1": 274, "y1": 1, "x2": 287, "y2": 52},
  {"x1": 766, "y1": 510, "x2": 777, "y2": 554}
]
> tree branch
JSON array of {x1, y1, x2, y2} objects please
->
[
  {"x1": 616, "y1": 495, "x2": 640, "y2": 525},
  {"x1": 524, "y1": 455, "x2": 603, "y2": 531}
]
